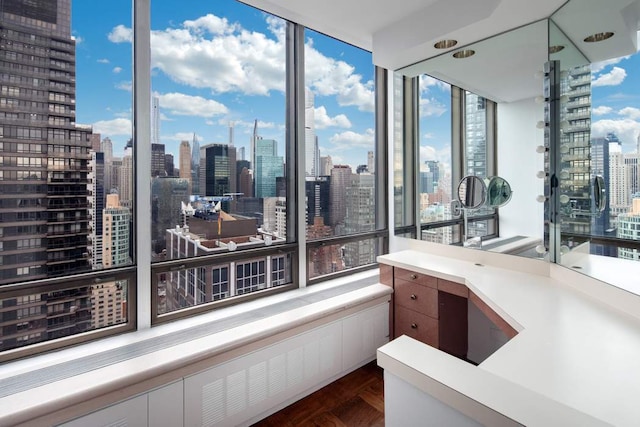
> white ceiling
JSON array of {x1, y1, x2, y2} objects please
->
[{"x1": 239, "y1": 0, "x2": 640, "y2": 102}]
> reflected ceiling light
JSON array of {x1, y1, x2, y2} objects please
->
[
  {"x1": 434, "y1": 39, "x2": 457, "y2": 49},
  {"x1": 452, "y1": 49, "x2": 475, "y2": 59},
  {"x1": 583, "y1": 32, "x2": 614, "y2": 43},
  {"x1": 549, "y1": 45, "x2": 565, "y2": 54}
]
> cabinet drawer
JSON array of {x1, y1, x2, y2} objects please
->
[
  {"x1": 395, "y1": 268, "x2": 437, "y2": 289},
  {"x1": 395, "y1": 278, "x2": 438, "y2": 318},
  {"x1": 395, "y1": 305, "x2": 438, "y2": 348}
]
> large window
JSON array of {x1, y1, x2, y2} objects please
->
[
  {"x1": 304, "y1": 29, "x2": 385, "y2": 281},
  {"x1": 146, "y1": 1, "x2": 294, "y2": 319},
  {"x1": 0, "y1": 0, "x2": 387, "y2": 360},
  {"x1": 0, "y1": 0, "x2": 134, "y2": 358}
]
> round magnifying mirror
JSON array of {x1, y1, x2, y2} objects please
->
[
  {"x1": 457, "y1": 175, "x2": 487, "y2": 209},
  {"x1": 593, "y1": 175, "x2": 606, "y2": 212},
  {"x1": 486, "y1": 176, "x2": 513, "y2": 208}
]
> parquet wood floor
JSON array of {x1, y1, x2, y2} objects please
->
[{"x1": 252, "y1": 361, "x2": 385, "y2": 426}]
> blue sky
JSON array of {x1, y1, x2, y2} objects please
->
[{"x1": 72, "y1": 0, "x2": 375, "y2": 170}]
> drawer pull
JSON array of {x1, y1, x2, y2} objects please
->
[
  {"x1": 410, "y1": 294, "x2": 417, "y2": 300},
  {"x1": 410, "y1": 274, "x2": 417, "y2": 280},
  {"x1": 411, "y1": 323, "x2": 418, "y2": 329}
]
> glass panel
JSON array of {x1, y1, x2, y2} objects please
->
[
  {"x1": 157, "y1": 253, "x2": 291, "y2": 315},
  {"x1": 308, "y1": 239, "x2": 377, "y2": 280},
  {"x1": 149, "y1": 0, "x2": 287, "y2": 261},
  {"x1": 418, "y1": 75, "x2": 452, "y2": 222},
  {"x1": 303, "y1": 29, "x2": 377, "y2": 279},
  {"x1": 421, "y1": 225, "x2": 462, "y2": 245},
  {"x1": 0, "y1": 278, "x2": 130, "y2": 352}
]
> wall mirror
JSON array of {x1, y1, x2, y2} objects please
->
[
  {"x1": 549, "y1": 0, "x2": 640, "y2": 293},
  {"x1": 394, "y1": 19, "x2": 553, "y2": 257},
  {"x1": 393, "y1": 0, "x2": 640, "y2": 293}
]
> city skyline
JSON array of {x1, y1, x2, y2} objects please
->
[{"x1": 72, "y1": 0, "x2": 376, "y2": 172}]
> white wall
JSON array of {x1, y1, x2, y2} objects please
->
[{"x1": 497, "y1": 97, "x2": 544, "y2": 240}]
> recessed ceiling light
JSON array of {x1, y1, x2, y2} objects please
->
[
  {"x1": 549, "y1": 45, "x2": 565, "y2": 54},
  {"x1": 583, "y1": 32, "x2": 614, "y2": 43},
  {"x1": 452, "y1": 49, "x2": 475, "y2": 59},
  {"x1": 434, "y1": 39, "x2": 457, "y2": 49}
]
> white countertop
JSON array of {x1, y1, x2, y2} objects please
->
[{"x1": 377, "y1": 250, "x2": 640, "y2": 426}]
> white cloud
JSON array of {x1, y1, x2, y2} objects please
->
[
  {"x1": 97, "y1": 58, "x2": 110, "y2": 64},
  {"x1": 149, "y1": 16, "x2": 285, "y2": 96},
  {"x1": 592, "y1": 118, "x2": 640, "y2": 150},
  {"x1": 93, "y1": 118, "x2": 132, "y2": 136},
  {"x1": 108, "y1": 15, "x2": 374, "y2": 112},
  {"x1": 113, "y1": 67, "x2": 122, "y2": 74},
  {"x1": 419, "y1": 97, "x2": 447, "y2": 117},
  {"x1": 592, "y1": 106, "x2": 613, "y2": 116},
  {"x1": 314, "y1": 106, "x2": 351, "y2": 129},
  {"x1": 116, "y1": 81, "x2": 132, "y2": 91},
  {"x1": 592, "y1": 66, "x2": 626, "y2": 87},
  {"x1": 165, "y1": 132, "x2": 204, "y2": 142},
  {"x1": 108, "y1": 25, "x2": 133, "y2": 43},
  {"x1": 184, "y1": 14, "x2": 237, "y2": 35},
  {"x1": 420, "y1": 75, "x2": 450, "y2": 93},
  {"x1": 619, "y1": 107, "x2": 640, "y2": 120},
  {"x1": 156, "y1": 92, "x2": 228, "y2": 117},
  {"x1": 306, "y1": 41, "x2": 374, "y2": 112},
  {"x1": 591, "y1": 56, "x2": 629, "y2": 73},
  {"x1": 329, "y1": 128, "x2": 375, "y2": 148}
]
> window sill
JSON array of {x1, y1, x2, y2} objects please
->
[{"x1": 0, "y1": 270, "x2": 391, "y2": 426}]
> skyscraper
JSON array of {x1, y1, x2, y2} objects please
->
[
  {"x1": 179, "y1": 140, "x2": 191, "y2": 182},
  {"x1": 344, "y1": 173, "x2": 376, "y2": 267},
  {"x1": 617, "y1": 198, "x2": 640, "y2": 261},
  {"x1": 103, "y1": 194, "x2": 131, "y2": 268},
  {"x1": 305, "y1": 177, "x2": 331, "y2": 226},
  {"x1": 191, "y1": 134, "x2": 200, "y2": 195},
  {"x1": 0, "y1": 0, "x2": 93, "y2": 284},
  {"x1": 255, "y1": 139, "x2": 284, "y2": 198},
  {"x1": 151, "y1": 143, "x2": 166, "y2": 177},
  {"x1": 237, "y1": 160, "x2": 253, "y2": 197},
  {"x1": 89, "y1": 152, "x2": 106, "y2": 269},
  {"x1": 330, "y1": 165, "x2": 353, "y2": 228},
  {"x1": 165, "y1": 153, "x2": 175, "y2": 176},
  {"x1": 200, "y1": 144, "x2": 237, "y2": 202},
  {"x1": 320, "y1": 155, "x2": 333, "y2": 176},
  {"x1": 119, "y1": 154, "x2": 134, "y2": 208},
  {"x1": 151, "y1": 177, "x2": 190, "y2": 254},
  {"x1": 367, "y1": 151, "x2": 375, "y2": 174},
  {"x1": 560, "y1": 64, "x2": 592, "y2": 242}
]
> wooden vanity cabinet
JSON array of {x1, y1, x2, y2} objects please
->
[{"x1": 381, "y1": 265, "x2": 468, "y2": 359}]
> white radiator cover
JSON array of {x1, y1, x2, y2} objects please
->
[{"x1": 59, "y1": 301, "x2": 389, "y2": 427}]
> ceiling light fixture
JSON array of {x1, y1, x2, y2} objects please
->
[
  {"x1": 452, "y1": 49, "x2": 475, "y2": 59},
  {"x1": 583, "y1": 32, "x2": 614, "y2": 43},
  {"x1": 434, "y1": 39, "x2": 457, "y2": 49},
  {"x1": 549, "y1": 45, "x2": 565, "y2": 54}
]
